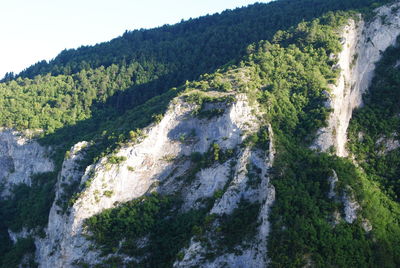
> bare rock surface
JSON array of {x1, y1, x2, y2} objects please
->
[
  {"x1": 313, "y1": 3, "x2": 400, "y2": 156},
  {"x1": 0, "y1": 129, "x2": 54, "y2": 197}
]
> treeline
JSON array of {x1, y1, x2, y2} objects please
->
[{"x1": 15, "y1": 0, "x2": 393, "y2": 80}]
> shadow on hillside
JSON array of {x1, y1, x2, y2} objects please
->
[{"x1": 36, "y1": 0, "x2": 385, "y2": 166}]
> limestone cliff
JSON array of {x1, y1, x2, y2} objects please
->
[
  {"x1": 313, "y1": 2, "x2": 400, "y2": 156},
  {"x1": 36, "y1": 93, "x2": 275, "y2": 267},
  {"x1": 2, "y1": 2, "x2": 400, "y2": 267},
  {"x1": 0, "y1": 129, "x2": 54, "y2": 197},
  {"x1": 311, "y1": 1, "x2": 400, "y2": 230}
]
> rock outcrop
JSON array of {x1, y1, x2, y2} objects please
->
[
  {"x1": 342, "y1": 187, "x2": 361, "y2": 224},
  {"x1": 6, "y1": 2, "x2": 400, "y2": 267},
  {"x1": 174, "y1": 129, "x2": 275, "y2": 268},
  {"x1": 0, "y1": 129, "x2": 54, "y2": 197},
  {"x1": 36, "y1": 93, "x2": 276, "y2": 267},
  {"x1": 313, "y1": 2, "x2": 400, "y2": 156}
]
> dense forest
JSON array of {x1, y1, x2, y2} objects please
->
[
  {"x1": 72, "y1": 10, "x2": 400, "y2": 267},
  {"x1": 0, "y1": 0, "x2": 399, "y2": 267}
]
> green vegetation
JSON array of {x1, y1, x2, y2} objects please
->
[
  {"x1": 204, "y1": 199, "x2": 261, "y2": 257},
  {"x1": 181, "y1": 143, "x2": 235, "y2": 183},
  {"x1": 0, "y1": 237, "x2": 36, "y2": 268},
  {"x1": 13, "y1": 0, "x2": 393, "y2": 81},
  {"x1": 84, "y1": 193, "x2": 210, "y2": 267},
  {"x1": 0, "y1": 0, "x2": 393, "y2": 149},
  {"x1": 348, "y1": 38, "x2": 400, "y2": 202},
  {"x1": 243, "y1": 126, "x2": 270, "y2": 151},
  {"x1": 0, "y1": 65, "x2": 139, "y2": 134},
  {"x1": 183, "y1": 91, "x2": 236, "y2": 119},
  {"x1": 1, "y1": 0, "x2": 400, "y2": 266},
  {"x1": 214, "y1": 10, "x2": 400, "y2": 266},
  {"x1": 0, "y1": 172, "x2": 57, "y2": 232},
  {"x1": 0, "y1": 172, "x2": 56, "y2": 267},
  {"x1": 268, "y1": 147, "x2": 400, "y2": 267},
  {"x1": 103, "y1": 190, "x2": 113, "y2": 198},
  {"x1": 107, "y1": 155, "x2": 127, "y2": 165},
  {"x1": 82, "y1": 10, "x2": 388, "y2": 267},
  {"x1": 259, "y1": 12, "x2": 400, "y2": 268},
  {"x1": 183, "y1": 91, "x2": 236, "y2": 105}
]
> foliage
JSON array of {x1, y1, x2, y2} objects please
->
[
  {"x1": 0, "y1": 237, "x2": 37, "y2": 268},
  {"x1": 0, "y1": 0, "x2": 391, "y2": 145},
  {"x1": 348, "y1": 39, "x2": 400, "y2": 202},
  {"x1": 0, "y1": 172, "x2": 56, "y2": 266},
  {"x1": 183, "y1": 143, "x2": 235, "y2": 183},
  {"x1": 183, "y1": 91, "x2": 236, "y2": 119},
  {"x1": 107, "y1": 155, "x2": 127, "y2": 165},
  {"x1": 268, "y1": 147, "x2": 382, "y2": 267},
  {"x1": 84, "y1": 193, "x2": 209, "y2": 267},
  {"x1": 15, "y1": 0, "x2": 392, "y2": 81},
  {"x1": 217, "y1": 199, "x2": 261, "y2": 251},
  {"x1": 243, "y1": 126, "x2": 270, "y2": 151},
  {"x1": 0, "y1": 0, "x2": 399, "y2": 266},
  {"x1": 233, "y1": 9, "x2": 400, "y2": 267},
  {"x1": 183, "y1": 91, "x2": 236, "y2": 106},
  {"x1": 0, "y1": 172, "x2": 57, "y2": 232}
]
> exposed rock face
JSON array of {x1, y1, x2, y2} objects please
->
[
  {"x1": 0, "y1": 129, "x2": 54, "y2": 197},
  {"x1": 36, "y1": 141, "x2": 90, "y2": 267},
  {"x1": 313, "y1": 2, "x2": 400, "y2": 156},
  {"x1": 36, "y1": 93, "x2": 275, "y2": 267},
  {"x1": 312, "y1": 3, "x2": 400, "y2": 230},
  {"x1": 22, "y1": 3, "x2": 400, "y2": 267},
  {"x1": 327, "y1": 170, "x2": 362, "y2": 225},
  {"x1": 328, "y1": 170, "x2": 363, "y2": 226},
  {"x1": 376, "y1": 135, "x2": 400, "y2": 155},
  {"x1": 342, "y1": 187, "x2": 361, "y2": 224},
  {"x1": 312, "y1": 20, "x2": 361, "y2": 156},
  {"x1": 328, "y1": 170, "x2": 338, "y2": 199},
  {"x1": 8, "y1": 228, "x2": 31, "y2": 244},
  {"x1": 175, "y1": 139, "x2": 275, "y2": 268}
]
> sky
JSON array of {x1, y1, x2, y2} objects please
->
[{"x1": 0, "y1": 0, "x2": 271, "y2": 78}]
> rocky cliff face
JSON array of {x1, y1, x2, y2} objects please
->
[
  {"x1": 36, "y1": 92, "x2": 275, "y2": 267},
  {"x1": 313, "y1": 2, "x2": 400, "y2": 156},
  {"x1": 3, "y1": 2, "x2": 400, "y2": 267},
  {"x1": 311, "y1": 1, "x2": 400, "y2": 231},
  {"x1": 0, "y1": 129, "x2": 54, "y2": 197},
  {"x1": 174, "y1": 144, "x2": 275, "y2": 268}
]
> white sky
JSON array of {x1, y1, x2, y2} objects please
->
[{"x1": 0, "y1": 0, "x2": 270, "y2": 78}]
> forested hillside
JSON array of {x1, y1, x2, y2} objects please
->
[
  {"x1": 0, "y1": 0, "x2": 394, "y2": 136},
  {"x1": 12, "y1": 0, "x2": 393, "y2": 80},
  {"x1": 0, "y1": 0, "x2": 394, "y2": 165},
  {"x1": 0, "y1": 0, "x2": 400, "y2": 267}
]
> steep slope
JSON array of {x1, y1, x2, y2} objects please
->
[
  {"x1": 1, "y1": 1, "x2": 400, "y2": 267},
  {"x1": 348, "y1": 7, "x2": 400, "y2": 203},
  {"x1": 33, "y1": 9, "x2": 360, "y2": 267},
  {"x1": 313, "y1": 2, "x2": 400, "y2": 156},
  {"x1": 0, "y1": 129, "x2": 53, "y2": 195},
  {"x1": 267, "y1": 3, "x2": 400, "y2": 266},
  {"x1": 36, "y1": 91, "x2": 274, "y2": 267}
]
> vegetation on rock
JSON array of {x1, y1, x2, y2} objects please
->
[{"x1": 1, "y1": 0, "x2": 400, "y2": 267}]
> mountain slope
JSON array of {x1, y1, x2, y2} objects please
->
[
  {"x1": 14, "y1": 0, "x2": 393, "y2": 80},
  {"x1": 1, "y1": 0, "x2": 400, "y2": 267}
]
